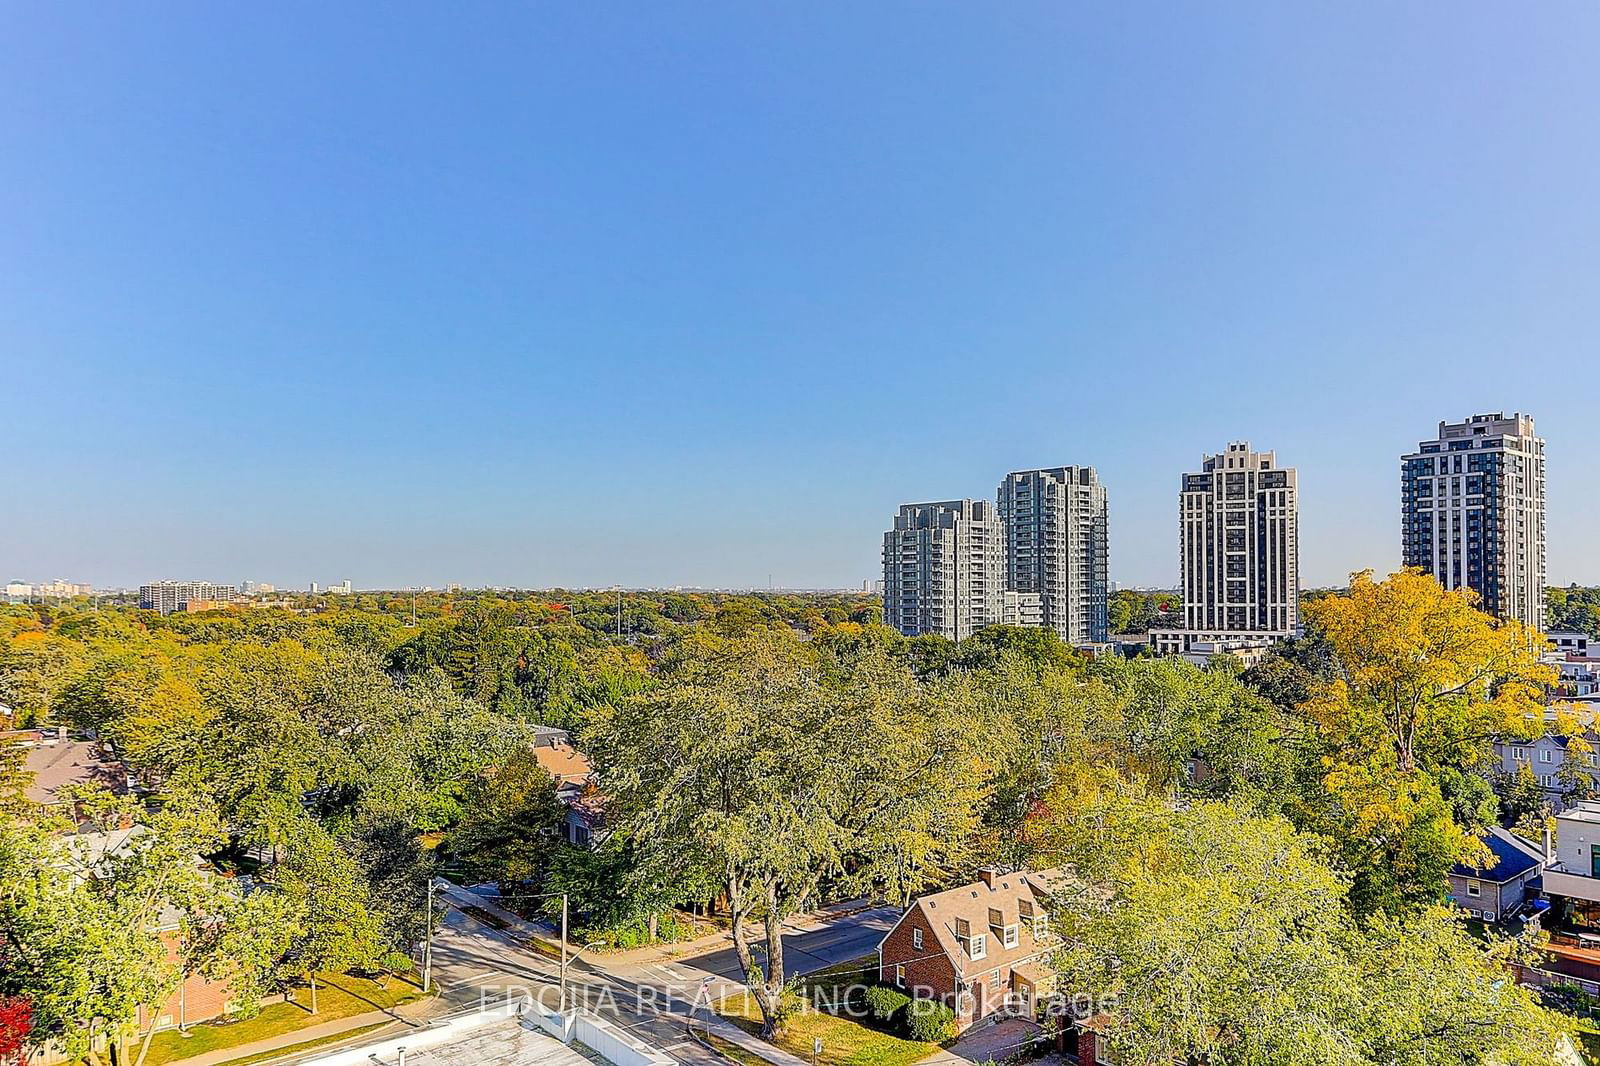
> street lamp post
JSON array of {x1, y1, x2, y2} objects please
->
[{"x1": 422, "y1": 878, "x2": 439, "y2": 993}]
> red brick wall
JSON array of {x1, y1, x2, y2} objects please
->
[
  {"x1": 136, "y1": 930, "x2": 235, "y2": 1031},
  {"x1": 878, "y1": 907, "x2": 959, "y2": 1008}
]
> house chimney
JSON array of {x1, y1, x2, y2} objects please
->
[
  {"x1": 977, "y1": 866, "x2": 1000, "y2": 888},
  {"x1": 1545, "y1": 824, "x2": 1555, "y2": 862}
]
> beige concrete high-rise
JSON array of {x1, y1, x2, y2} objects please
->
[
  {"x1": 881, "y1": 500, "x2": 1005, "y2": 640},
  {"x1": 1157, "y1": 442, "x2": 1298, "y2": 654}
]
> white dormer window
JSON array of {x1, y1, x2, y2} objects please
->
[
  {"x1": 970, "y1": 933, "x2": 987, "y2": 960},
  {"x1": 913, "y1": 928, "x2": 923, "y2": 950},
  {"x1": 1002, "y1": 924, "x2": 1018, "y2": 949}
]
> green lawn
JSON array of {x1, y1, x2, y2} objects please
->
[
  {"x1": 716, "y1": 961, "x2": 939, "y2": 1066},
  {"x1": 213, "y1": 1022, "x2": 392, "y2": 1066},
  {"x1": 142, "y1": 972, "x2": 426, "y2": 1065}
]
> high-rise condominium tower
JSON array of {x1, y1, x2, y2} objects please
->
[
  {"x1": 1168, "y1": 442, "x2": 1298, "y2": 649},
  {"x1": 997, "y1": 467, "x2": 1109, "y2": 644},
  {"x1": 1401, "y1": 412, "x2": 1545, "y2": 629},
  {"x1": 882, "y1": 500, "x2": 1006, "y2": 640}
]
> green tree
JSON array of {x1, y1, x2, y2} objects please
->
[
  {"x1": 1032, "y1": 778, "x2": 1568, "y2": 1066},
  {"x1": 0, "y1": 789, "x2": 269, "y2": 1063},
  {"x1": 585, "y1": 631, "x2": 986, "y2": 1036},
  {"x1": 273, "y1": 823, "x2": 384, "y2": 1014},
  {"x1": 1496, "y1": 763, "x2": 1550, "y2": 826}
]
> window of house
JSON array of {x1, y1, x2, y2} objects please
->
[
  {"x1": 1513, "y1": 747, "x2": 1529, "y2": 761},
  {"x1": 895, "y1": 964, "x2": 905, "y2": 987},
  {"x1": 1541, "y1": 749, "x2": 1554, "y2": 764},
  {"x1": 1032, "y1": 916, "x2": 1048, "y2": 941},
  {"x1": 1466, "y1": 881, "x2": 1481, "y2": 898},
  {"x1": 1542, "y1": 775, "x2": 1555, "y2": 787},
  {"x1": 913, "y1": 928, "x2": 923, "y2": 950},
  {"x1": 970, "y1": 934, "x2": 987, "y2": 960},
  {"x1": 1002, "y1": 925, "x2": 1018, "y2": 949}
]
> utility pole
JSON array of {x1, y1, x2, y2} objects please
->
[
  {"x1": 559, "y1": 893, "x2": 570, "y2": 1014},
  {"x1": 422, "y1": 878, "x2": 438, "y2": 993}
]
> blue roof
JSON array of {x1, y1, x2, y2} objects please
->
[{"x1": 1451, "y1": 831, "x2": 1542, "y2": 884}]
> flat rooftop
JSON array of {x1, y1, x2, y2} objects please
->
[
  {"x1": 402, "y1": 1020, "x2": 603, "y2": 1066},
  {"x1": 1560, "y1": 803, "x2": 1600, "y2": 826}
]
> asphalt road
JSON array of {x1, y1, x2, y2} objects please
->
[
  {"x1": 418, "y1": 900, "x2": 901, "y2": 1066},
  {"x1": 662, "y1": 905, "x2": 900, "y2": 983}
]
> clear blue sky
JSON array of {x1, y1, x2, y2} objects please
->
[{"x1": 5, "y1": 3, "x2": 1598, "y2": 591}]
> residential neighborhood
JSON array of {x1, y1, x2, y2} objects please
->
[{"x1": 10, "y1": 4, "x2": 1600, "y2": 1066}]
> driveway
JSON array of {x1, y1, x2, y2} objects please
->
[{"x1": 916, "y1": 1018, "x2": 1048, "y2": 1066}]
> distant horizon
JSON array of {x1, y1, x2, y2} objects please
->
[
  {"x1": 8, "y1": 6, "x2": 1598, "y2": 591},
  {"x1": 11, "y1": 574, "x2": 1597, "y2": 599}
]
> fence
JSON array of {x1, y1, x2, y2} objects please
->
[{"x1": 1516, "y1": 964, "x2": 1600, "y2": 998}]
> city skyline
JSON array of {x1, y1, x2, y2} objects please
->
[
  {"x1": 8, "y1": 7, "x2": 1600, "y2": 590},
  {"x1": 3, "y1": 413, "x2": 1590, "y2": 594}
]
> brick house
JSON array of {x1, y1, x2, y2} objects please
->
[
  {"x1": 532, "y1": 740, "x2": 607, "y2": 847},
  {"x1": 876, "y1": 868, "x2": 1064, "y2": 1033},
  {"x1": 1445, "y1": 825, "x2": 1544, "y2": 922},
  {"x1": 17, "y1": 732, "x2": 131, "y2": 824},
  {"x1": 68, "y1": 829, "x2": 239, "y2": 1033}
]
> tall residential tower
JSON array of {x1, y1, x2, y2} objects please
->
[
  {"x1": 1158, "y1": 442, "x2": 1299, "y2": 654},
  {"x1": 997, "y1": 467, "x2": 1110, "y2": 643},
  {"x1": 881, "y1": 500, "x2": 1006, "y2": 640},
  {"x1": 1401, "y1": 413, "x2": 1545, "y2": 629}
]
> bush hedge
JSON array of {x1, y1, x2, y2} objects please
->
[
  {"x1": 862, "y1": 985, "x2": 912, "y2": 1023},
  {"x1": 905, "y1": 997, "x2": 958, "y2": 1043}
]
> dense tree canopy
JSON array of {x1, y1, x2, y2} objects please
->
[
  {"x1": 1032, "y1": 780, "x2": 1567, "y2": 1066},
  {"x1": 0, "y1": 575, "x2": 1581, "y2": 1062}
]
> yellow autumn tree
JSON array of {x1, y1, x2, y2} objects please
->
[{"x1": 1304, "y1": 568, "x2": 1559, "y2": 775}]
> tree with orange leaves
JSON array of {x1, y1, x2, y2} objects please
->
[
  {"x1": 1298, "y1": 569, "x2": 1581, "y2": 914},
  {"x1": 1303, "y1": 568, "x2": 1559, "y2": 775}
]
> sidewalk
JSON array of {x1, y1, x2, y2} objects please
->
[{"x1": 692, "y1": 1014, "x2": 812, "y2": 1066}]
